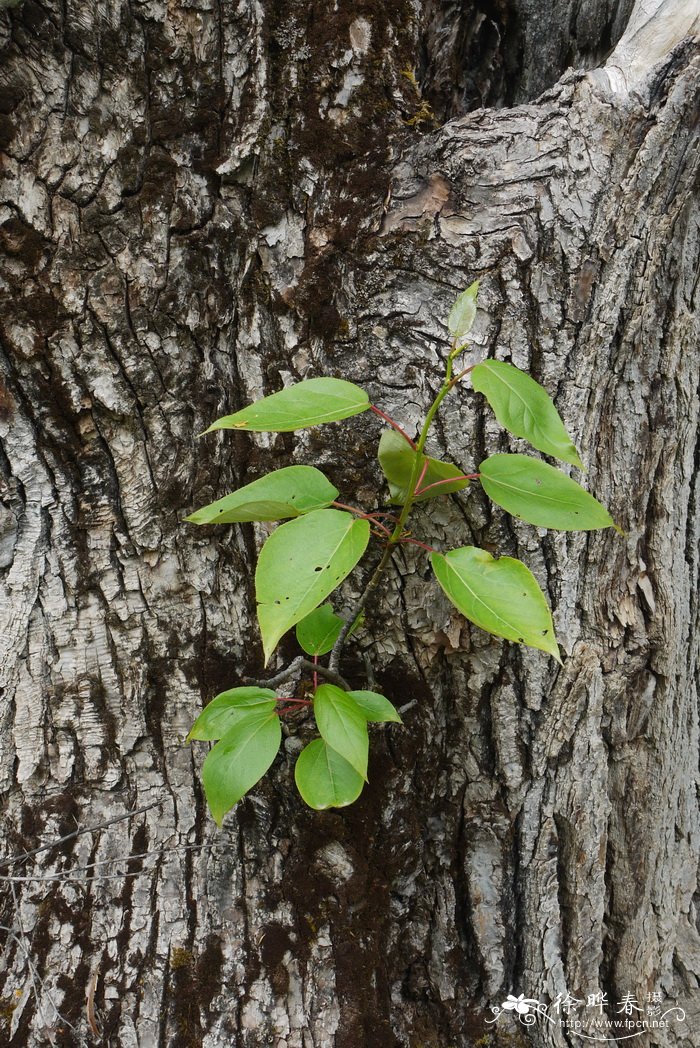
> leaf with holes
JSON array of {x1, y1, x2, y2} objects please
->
[
  {"x1": 431, "y1": 546, "x2": 560, "y2": 660},
  {"x1": 188, "y1": 687, "x2": 277, "y2": 741},
  {"x1": 471, "y1": 360, "x2": 583, "y2": 467},
  {"x1": 314, "y1": 684, "x2": 369, "y2": 779},
  {"x1": 347, "y1": 690, "x2": 402, "y2": 724},
  {"x1": 480, "y1": 454, "x2": 616, "y2": 531},
  {"x1": 378, "y1": 430, "x2": 470, "y2": 504},
  {"x1": 201, "y1": 707, "x2": 282, "y2": 825},
  {"x1": 256, "y1": 509, "x2": 370, "y2": 663},
  {"x1": 294, "y1": 739, "x2": 365, "y2": 810},
  {"x1": 185, "y1": 466, "x2": 339, "y2": 525},
  {"x1": 202, "y1": 377, "x2": 370, "y2": 434},
  {"x1": 447, "y1": 280, "x2": 479, "y2": 342}
]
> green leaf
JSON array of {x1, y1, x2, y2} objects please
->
[
  {"x1": 256, "y1": 509, "x2": 370, "y2": 663},
  {"x1": 430, "y1": 546, "x2": 560, "y2": 660},
  {"x1": 295, "y1": 604, "x2": 344, "y2": 656},
  {"x1": 201, "y1": 708, "x2": 281, "y2": 825},
  {"x1": 188, "y1": 687, "x2": 277, "y2": 741},
  {"x1": 471, "y1": 360, "x2": 583, "y2": 468},
  {"x1": 185, "y1": 466, "x2": 339, "y2": 525},
  {"x1": 294, "y1": 739, "x2": 364, "y2": 810},
  {"x1": 378, "y1": 429, "x2": 470, "y2": 504},
  {"x1": 347, "y1": 690, "x2": 402, "y2": 724},
  {"x1": 202, "y1": 378, "x2": 370, "y2": 434},
  {"x1": 313, "y1": 684, "x2": 369, "y2": 779},
  {"x1": 447, "y1": 280, "x2": 479, "y2": 342},
  {"x1": 295, "y1": 606, "x2": 364, "y2": 656},
  {"x1": 479, "y1": 454, "x2": 615, "y2": 531}
]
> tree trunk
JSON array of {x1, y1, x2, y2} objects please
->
[{"x1": 0, "y1": 0, "x2": 698, "y2": 1045}]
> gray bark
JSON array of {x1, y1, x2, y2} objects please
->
[{"x1": 0, "y1": 0, "x2": 698, "y2": 1046}]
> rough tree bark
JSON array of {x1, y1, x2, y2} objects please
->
[{"x1": 0, "y1": 0, "x2": 698, "y2": 1045}]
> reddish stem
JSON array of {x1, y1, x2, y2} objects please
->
[
  {"x1": 332, "y1": 500, "x2": 365, "y2": 515},
  {"x1": 333, "y1": 502, "x2": 393, "y2": 537},
  {"x1": 370, "y1": 405, "x2": 417, "y2": 449},
  {"x1": 399, "y1": 537, "x2": 438, "y2": 553},
  {"x1": 415, "y1": 473, "x2": 480, "y2": 496},
  {"x1": 447, "y1": 363, "x2": 476, "y2": 390},
  {"x1": 370, "y1": 520, "x2": 393, "y2": 538},
  {"x1": 413, "y1": 459, "x2": 429, "y2": 496},
  {"x1": 313, "y1": 655, "x2": 318, "y2": 690}
]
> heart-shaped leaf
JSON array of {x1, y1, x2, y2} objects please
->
[
  {"x1": 185, "y1": 466, "x2": 339, "y2": 525},
  {"x1": 294, "y1": 739, "x2": 365, "y2": 810},
  {"x1": 471, "y1": 360, "x2": 583, "y2": 467},
  {"x1": 188, "y1": 687, "x2": 277, "y2": 741},
  {"x1": 256, "y1": 509, "x2": 370, "y2": 663},
  {"x1": 313, "y1": 684, "x2": 369, "y2": 779},
  {"x1": 201, "y1": 708, "x2": 281, "y2": 825},
  {"x1": 479, "y1": 455, "x2": 615, "y2": 531},
  {"x1": 378, "y1": 430, "x2": 469, "y2": 504},
  {"x1": 203, "y1": 377, "x2": 370, "y2": 433},
  {"x1": 431, "y1": 545, "x2": 560, "y2": 660}
]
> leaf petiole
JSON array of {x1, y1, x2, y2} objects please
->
[
  {"x1": 447, "y1": 363, "x2": 476, "y2": 390},
  {"x1": 399, "y1": 536, "x2": 437, "y2": 553},
  {"x1": 332, "y1": 500, "x2": 367, "y2": 515},
  {"x1": 414, "y1": 459, "x2": 429, "y2": 496},
  {"x1": 369, "y1": 405, "x2": 417, "y2": 448},
  {"x1": 331, "y1": 502, "x2": 394, "y2": 538},
  {"x1": 414, "y1": 473, "x2": 480, "y2": 497}
]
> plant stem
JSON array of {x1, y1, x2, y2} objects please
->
[
  {"x1": 330, "y1": 360, "x2": 462, "y2": 673},
  {"x1": 415, "y1": 459, "x2": 429, "y2": 495},
  {"x1": 370, "y1": 405, "x2": 417, "y2": 448},
  {"x1": 332, "y1": 502, "x2": 393, "y2": 537},
  {"x1": 415, "y1": 473, "x2": 479, "y2": 497},
  {"x1": 447, "y1": 363, "x2": 475, "y2": 390},
  {"x1": 244, "y1": 657, "x2": 350, "y2": 691},
  {"x1": 332, "y1": 500, "x2": 365, "y2": 515},
  {"x1": 0, "y1": 803, "x2": 159, "y2": 870},
  {"x1": 386, "y1": 372, "x2": 456, "y2": 542},
  {"x1": 399, "y1": 537, "x2": 437, "y2": 553},
  {"x1": 328, "y1": 544, "x2": 394, "y2": 672}
]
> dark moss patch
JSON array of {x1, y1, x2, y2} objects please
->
[
  {"x1": 139, "y1": 150, "x2": 179, "y2": 208},
  {"x1": 259, "y1": 923, "x2": 294, "y2": 996},
  {"x1": 0, "y1": 114, "x2": 16, "y2": 151},
  {"x1": 0, "y1": 217, "x2": 46, "y2": 270},
  {"x1": 168, "y1": 939, "x2": 227, "y2": 1048},
  {"x1": 144, "y1": 653, "x2": 171, "y2": 762},
  {"x1": 195, "y1": 936, "x2": 224, "y2": 1015},
  {"x1": 19, "y1": 802, "x2": 42, "y2": 842},
  {"x1": 43, "y1": 795, "x2": 83, "y2": 859}
]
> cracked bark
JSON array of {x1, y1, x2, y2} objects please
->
[{"x1": 0, "y1": 0, "x2": 698, "y2": 1045}]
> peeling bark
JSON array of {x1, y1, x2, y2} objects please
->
[{"x1": 0, "y1": 0, "x2": 698, "y2": 1046}]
